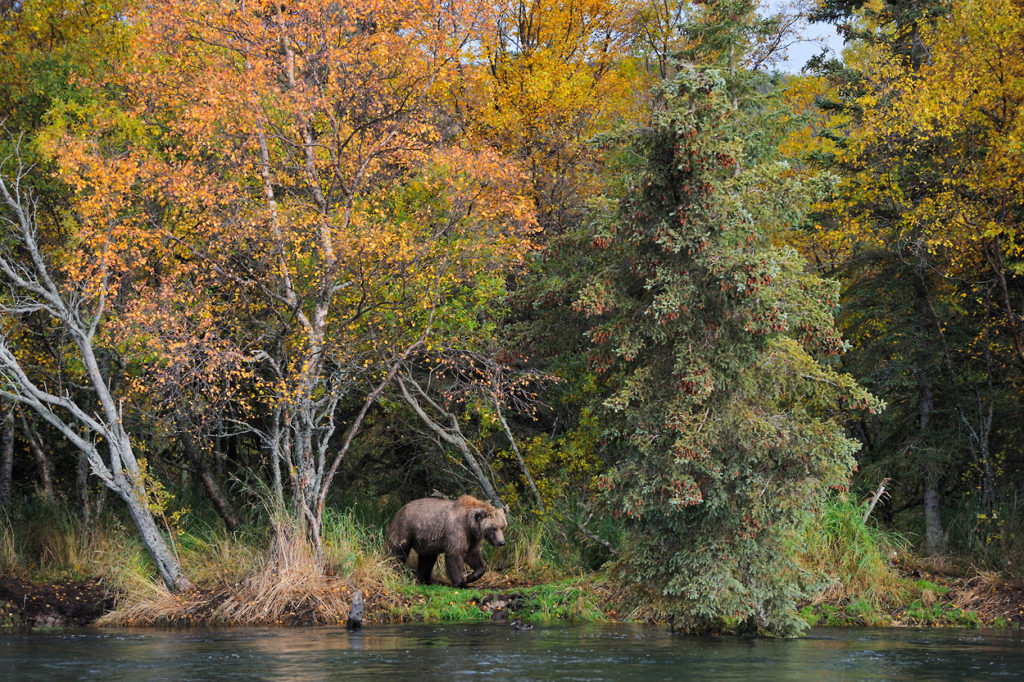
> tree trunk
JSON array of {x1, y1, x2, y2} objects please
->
[
  {"x1": 175, "y1": 411, "x2": 238, "y2": 532},
  {"x1": 19, "y1": 412, "x2": 54, "y2": 500},
  {"x1": 119, "y1": 477, "x2": 194, "y2": 591},
  {"x1": 922, "y1": 477, "x2": 944, "y2": 555},
  {"x1": 494, "y1": 397, "x2": 543, "y2": 509},
  {"x1": 976, "y1": 290, "x2": 998, "y2": 516},
  {"x1": 0, "y1": 151, "x2": 193, "y2": 592},
  {"x1": 94, "y1": 481, "x2": 107, "y2": 525},
  {"x1": 269, "y1": 405, "x2": 285, "y2": 509},
  {"x1": 76, "y1": 452, "x2": 93, "y2": 528},
  {"x1": 914, "y1": 270, "x2": 944, "y2": 555},
  {"x1": 918, "y1": 356, "x2": 944, "y2": 555},
  {"x1": 0, "y1": 405, "x2": 12, "y2": 509}
]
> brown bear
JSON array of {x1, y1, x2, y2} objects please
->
[{"x1": 386, "y1": 495, "x2": 507, "y2": 587}]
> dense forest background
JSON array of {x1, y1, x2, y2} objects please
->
[{"x1": 0, "y1": 0, "x2": 1021, "y2": 635}]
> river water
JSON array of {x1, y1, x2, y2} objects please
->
[{"x1": 2, "y1": 623, "x2": 1022, "y2": 680}]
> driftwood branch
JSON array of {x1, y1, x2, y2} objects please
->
[
  {"x1": 863, "y1": 477, "x2": 892, "y2": 524},
  {"x1": 573, "y1": 512, "x2": 616, "y2": 554}
]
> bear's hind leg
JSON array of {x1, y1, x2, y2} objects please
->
[{"x1": 416, "y1": 553, "x2": 438, "y2": 585}]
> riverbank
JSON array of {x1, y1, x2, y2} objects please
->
[
  {"x1": 3, "y1": 497, "x2": 1022, "y2": 632},
  {"x1": 3, "y1": 568, "x2": 1022, "y2": 631},
  {"x1": 0, "y1": 571, "x2": 610, "y2": 628},
  {"x1": 0, "y1": 576, "x2": 113, "y2": 628},
  {"x1": 800, "y1": 572, "x2": 1024, "y2": 628}
]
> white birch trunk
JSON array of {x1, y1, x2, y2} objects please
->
[{"x1": 0, "y1": 153, "x2": 193, "y2": 592}]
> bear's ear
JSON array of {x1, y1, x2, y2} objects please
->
[{"x1": 472, "y1": 509, "x2": 487, "y2": 526}]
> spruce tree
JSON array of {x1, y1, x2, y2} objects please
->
[{"x1": 576, "y1": 1, "x2": 879, "y2": 635}]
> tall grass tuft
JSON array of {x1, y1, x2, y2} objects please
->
[
  {"x1": 176, "y1": 522, "x2": 262, "y2": 586},
  {"x1": 0, "y1": 513, "x2": 17, "y2": 576},
  {"x1": 0, "y1": 496, "x2": 136, "y2": 583},
  {"x1": 102, "y1": 508, "x2": 395, "y2": 626},
  {"x1": 321, "y1": 507, "x2": 390, "y2": 580},
  {"x1": 797, "y1": 494, "x2": 911, "y2": 608},
  {"x1": 211, "y1": 516, "x2": 347, "y2": 624},
  {"x1": 496, "y1": 516, "x2": 550, "y2": 579},
  {"x1": 943, "y1": 497, "x2": 1024, "y2": 572}
]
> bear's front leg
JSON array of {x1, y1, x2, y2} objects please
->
[
  {"x1": 464, "y1": 545, "x2": 487, "y2": 585},
  {"x1": 445, "y1": 553, "x2": 468, "y2": 588}
]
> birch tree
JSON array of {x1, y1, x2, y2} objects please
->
[
  {"x1": 45, "y1": 0, "x2": 534, "y2": 554},
  {"x1": 0, "y1": 144, "x2": 193, "y2": 591}
]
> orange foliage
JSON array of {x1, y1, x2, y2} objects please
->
[
  {"x1": 456, "y1": 0, "x2": 642, "y2": 231},
  {"x1": 37, "y1": 0, "x2": 537, "y2": 537}
]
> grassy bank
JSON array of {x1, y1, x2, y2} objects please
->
[
  {"x1": 390, "y1": 577, "x2": 614, "y2": 624},
  {"x1": 0, "y1": 498, "x2": 618, "y2": 627},
  {"x1": 2, "y1": 496, "x2": 1022, "y2": 630},
  {"x1": 795, "y1": 496, "x2": 1023, "y2": 628}
]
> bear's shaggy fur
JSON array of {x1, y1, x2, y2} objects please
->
[{"x1": 386, "y1": 495, "x2": 507, "y2": 587}]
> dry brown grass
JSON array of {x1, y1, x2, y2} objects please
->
[
  {"x1": 0, "y1": 516, "x2": 17, "y2": 576},
  {"x1": 897, "y1": 553, "x2": 961, "y2": 577},
  {"x1": 952, "y1": 570, "x2": 1007, "y2": 611},
  {"x1": 101, "y1": 518, "x2": 399, "y2": 626},
  {"x1": 0, "y1": 505, "x2": 116, "y2": 582},
  {"x1": 948, "y1": 570, "x2": 1024, "y2": 627},
  {"x1": 215, "y1": 521, "x2": 348, "y2": 624}
]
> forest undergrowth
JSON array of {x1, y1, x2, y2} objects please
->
[{"x1": 2, "y1": 494, "x2": 1022, "y2": 630}]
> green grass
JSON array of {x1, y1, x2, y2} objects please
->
[
  {"x1": 799, "y1": 600, "x2": 888, "y2": 627},
  {"x1": 0, "y1": 515, "x2": 16, "y2": 577},
  {"x1": 797, "y1": 494, "x2": 913, "y2": 609},
  {"x1": 397, "y1": 585, "x2": 493, "y2": 622},
  {"x1": 914, "y1": 579, "x2": 950, "y2": 596},
  {"x1": 320, "y1": 507, "x2": 390, "y2": 579},
  {"x1": 514, "y1": 579, "x2": 607, "y2": 623},
  {"x1": 0, "y1": 497, "x2": 97, "y2": 582},
  {"x1": 392, "y1": 578, "x2": 609, "y2": 624},
  {"x1": 900, "y1": 600, "x2": 981, "y2": 627}
]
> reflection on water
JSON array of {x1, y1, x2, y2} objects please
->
[{"x1": 2, "y1": 623, "x2": 1023, "y2": 680}]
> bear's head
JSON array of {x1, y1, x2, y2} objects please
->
[{"x1": 474, "y1": 506, "x2": 507, "y2": 547}]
